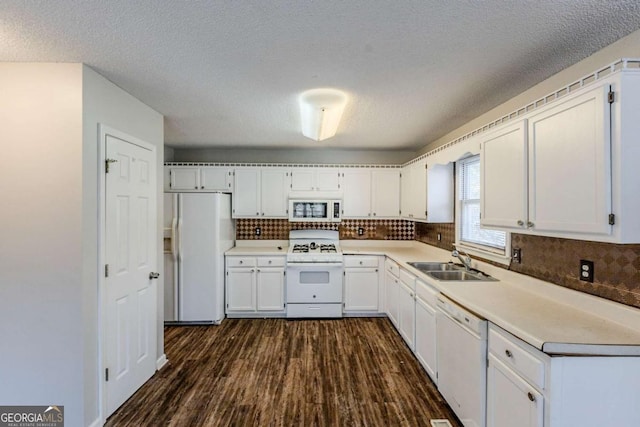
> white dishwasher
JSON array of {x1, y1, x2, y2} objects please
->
[{"x1": 436, "y1": 294, "x2": 487, "y2": 427}]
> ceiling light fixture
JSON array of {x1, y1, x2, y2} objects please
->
[{"x1": 299, "y1": 88, "x2": 348, "y2": 141}]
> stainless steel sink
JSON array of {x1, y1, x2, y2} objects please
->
[
  {"x1": 428, "y1": 269, "x2": 497, "y2": 282},
  {"x1": 408, "y1": 261, "x2": 498, "y2": 282},
  {"x1": 408, "y1": 262, "x2": 458, "y2": 272}
]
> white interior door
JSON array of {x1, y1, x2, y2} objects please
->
[{"x1": 105, "y1": 133, "x2": 157, "y2": 416}]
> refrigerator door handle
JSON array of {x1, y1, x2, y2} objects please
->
[{"x1": 176, "y1": 195, "x2": 184, "y2": 320}]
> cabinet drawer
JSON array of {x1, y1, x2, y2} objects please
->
[
  {"x1": 257, "y1": 257, "x2": 285, "y2": 267},
  {"x1": 385, "y1": 258, "x2": 400, "y2": 277},
  {"x1": 226, "y1": 257, "x2": 256, "y2": 267},
  {"x1": 344, "y1": 256, "x2": 379, "y2": 268},
  {"x1": 489, "y1": 326, "x2": 545, "y2": 390},
  {"x1": 415, "y1": 279, "x2": 438, "y2": 307},
  {"x1": 399, "y1": 268, "x2": 416, "y2": 290}
]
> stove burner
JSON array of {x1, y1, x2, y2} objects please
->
[
  {"x1": 309, "y1": 242, "x2": 317, "y2": 250},
  {"x1": 320, "y1": 244, "x2": 337, "y2": 253},
  {"x1": 292, "y1": 244, "x2": 309, "y2": 253}
]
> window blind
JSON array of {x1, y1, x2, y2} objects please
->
[{"x1": 458, "y1": 155, "x2": 506, "y2": 250}]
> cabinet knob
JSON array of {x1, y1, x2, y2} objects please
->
[
  {"x1": 527, "y1": 392, "x2": 536, "y2": 402},
  {"x1": 527, "y1": 221, "x2": 534, "y2": 228},
  {"x1": 268, "y1": 260, "x2": 272, "y2": 264},
  {"x1": 261, "y1": 212, "x2": 264, "y2": 216},
  {"x1": 359, "y1": 261, "x2": 363, "y2": 265},
  {"x1": 251, "y1": 269, "x2": 255, "y2": 273},
  {"x1": 194, "y1": 186, "x2": 198, "y2": 189},
  {"x1": 373, "y1": 212, "x2": 376, "y2": 216},
  {"x1": 239, "y1": 260, "x2": 243, "y2": 264},
  {"x1": 517, "y1": 220, "x2": 524, "y2": 226},
  {"x1": 505, "y1": 349, "x2": 513, "y2": 358},
  {"x1": 201, "y1": 186, "x2": 204, "y2": 189}
]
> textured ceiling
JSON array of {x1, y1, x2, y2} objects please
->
[{"x1": 2, "y1": 1, "x2": 640, "y2": 150}]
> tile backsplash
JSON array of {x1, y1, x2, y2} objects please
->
[
  {"x1": 414, "y1": 222, "x2": 456, "y2": 251},
  {"x1": 236, "y1": 219, "x2": 414, "y2": 241},
  {"x1": 509, "y1": 234, "x2": 640, "y2": 309},
  {"x1": 236, "y1": 218, "x2": 640, "y2": 309}
]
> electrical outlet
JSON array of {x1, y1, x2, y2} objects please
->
[
  {"x1": 512, "y1": 247, "x2": 521, "y2": 264},
  {"x1": 357, "y1": 227, "x2": 364, "y2": 236},
  {"x1": 437, "y1": 233, "x2": 442, "y2": 241},
  {"x1": 580, "y1": 259, "x2": 594, "y2": 282},
  {"x1": 255, "y1": 227, "x2": 261, "y2": 236}
]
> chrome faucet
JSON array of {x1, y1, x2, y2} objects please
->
[{"x1": 452, "y1": 249, "x2": 472, "y2": 271}]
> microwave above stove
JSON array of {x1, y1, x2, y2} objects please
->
[{"x1": 288, "y1": 199, "x2": 342, "y2": 222}]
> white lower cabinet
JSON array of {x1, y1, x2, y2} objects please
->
[
  {"x1": 343, "y1": 256, "x2": 381, "y2": 314},
  {"x1": 398, "y1": 269, "x2": 416, "y2": 350},
  {"x1": 414, "y1": 278, "x2": 438, "y2": 383},
  {"x1": 487, "y1": 323, "x2": 640, "y2": 427},
  {"x1": 487, "y1": 354, "x2": 543, "y2": 427},
  {"x1": 226, "y1": 256, "x2": 285, "y2": 316},
  {"x1": 384, "y1": 259, "x2": 400, "y2": 327}
]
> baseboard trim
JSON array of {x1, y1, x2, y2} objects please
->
[{"x1": 156, "y1": 354, "x2": 168, "y2": 370}]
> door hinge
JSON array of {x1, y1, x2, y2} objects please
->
[
  {"x1": 425, "y1": 163, "x2": 428, "y2": 169},
  {"x1": 105, "y1": 158, "x2": 118, "y2": 173},
  {"x1": 609, "y1": 213, "x2": 616, "y2": 225},
  {"x1": 105, "y1": 264, "x2": 109, "y2": 278},
  {"x1": 608, "y1": 90, "x2": 615, "y2": 104},
  {"x1": 425, "y1": 210, "x2": 428, "y2": 218},
  {"x1": 105, "y1": 368, "x2": 109, "y2": 382}
]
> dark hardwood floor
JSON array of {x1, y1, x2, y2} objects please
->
[{"x1": 106, "y1": 318, "x2": 462, "y2": 426}]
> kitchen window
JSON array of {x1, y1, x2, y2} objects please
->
[{"x1": 456, "y1": 155, "x2": 510, "y2": 264}]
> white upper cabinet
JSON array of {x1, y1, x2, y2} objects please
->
[
  {"x1": 341, "y1": 168, "x2": 401, "y2": 218},
  {"x1": 233, "y1": 168, "x2": 261, "y2": 217},
  {"x1": 527, "y1": 85, "x2": 611, "y2": 236},
  {"x1": 341, "y1": 168, "x2": 372, "y2": 218},
  {"x1": 165, "y1": 166, "x2": 232, "y2": 192},
  {"x1": 290, "y1": 168, "x2": 341, "y2": 192},
  {"x1": 371, "y1": 169, "x2": 401, "y2": 218},
  {"x1": 233, "y1": 168, "x2": 289, "y2": 218},
  {"x1": 261, "y1": 168, "x2": 290, "y2": 217},
  {"x1": 401, "y1": 159, "x2": 452, "y2": 222},
  {"x1": 201, "y1": 167, "x2": 233, "y2": 191},
  {"x1": 480, "y1": 120, "x2": 529, "y2": 230},
  {"x1": 480, "y1": 83, "x2": 615, "y2": 240}
]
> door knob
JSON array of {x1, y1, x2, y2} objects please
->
[{"x1": 149, "y1": 272, "x2": 160, "y2": 280}]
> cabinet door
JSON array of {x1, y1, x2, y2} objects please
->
[
  {"x1": 371, "y1": 169, "x2": 400, "y2": 218},
  {"x1": 233, "y1": 168, "x2": 261, "y2": 217},
  {"x1": 256, "y1": 267, "x2": 285, "y2": 311},
  {"x1": 487, "y1": 354, "x2": 543, "y2": 427},
  {"x1": 344, "y1": 268, "x2": 379, "y2": 311},
  {"x1": 398, "y1": 283, "x2": 416, "y2": 350},
  {"x1": 528, "y1": 85, "x2": 611, "y2": 235},
  {"x1": 261, "y1": 169, "x2": 289, "y2": 217},
  {"x1": 290, "y1": 169, "x2": 315, "y2": 191},
  {"x1": 426, "y1": 163, "x2": 454, "y2": 223},
  {"x1": 226, "y1": 268, "x2": 255, "y2": 311},
  {"x1": 342, "y1": 169, "x2": 372, "y2": 218},
  {"x1": 201, "y1": 167, "x2": 232, "y2": 192},
  {"x1": 316, "y1": 168, "x2": 341, "y2": 191},
  {"x1": 169, "y1": 167, "x2": 200, "y2": 191},
  {"x1": 481, "y1": 120, "x2": 528, "y2": 230},
  {"x1": 400, "y1": 164, "x2": 412, "y2": 218},
  {"x1": 403, "y1": 161, "x2": 427, "y2": 220},
  {"x1": 385, "y1": 271, "x2": 399, "y2": 327},
  {"x1": 415, "y1": 297, "x2": 437, "y2": 382}
]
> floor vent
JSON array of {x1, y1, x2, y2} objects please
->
[{"x1": 430, "y1": 420, "x2": 453, "y2": 427}]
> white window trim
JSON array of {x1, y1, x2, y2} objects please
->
[{"x1": 455, "y1": 156, "x2": 511, "y2": 266}]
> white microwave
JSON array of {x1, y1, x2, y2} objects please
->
[{"x1": 288, "y1": 199, "x2": 342, "y2": 222}]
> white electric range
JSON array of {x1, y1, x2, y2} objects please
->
[{"x1": 286, "y1": 230, "x2": 344, "y2": 318}]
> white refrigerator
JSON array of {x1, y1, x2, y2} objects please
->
[{"x1": 163, "y1": 193, "x2": 234, "y2": 324}]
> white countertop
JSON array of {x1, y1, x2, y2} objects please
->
[{"x1": 230, "y1": 240, "x2": 640, "y2": 356}]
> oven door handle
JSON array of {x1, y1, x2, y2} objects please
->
[{"x1": 286, "y1": 262, "x2": 344, "y2": 268}]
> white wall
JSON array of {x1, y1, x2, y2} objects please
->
[
  {"x1": 0, "y1": 63, "x2": 85, "y2": 424},
  {"x1": 419, "y1": 28, "x2": 640, "y2": 154},
  {"x1": 172, "y1": 146, "x2": 415, "y2": 165},
  {"x1": 0, "y1": 63, "x2": 163, "y2": 427},
  {"x1": 82, "y1": 66, "x2": 163, "y2": 426}
]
